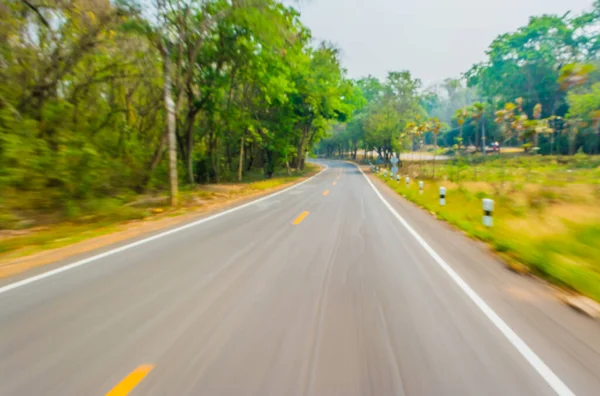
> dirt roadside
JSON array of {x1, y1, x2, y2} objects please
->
[{"x1": 0, "y1": 167, "x2": 322, "y2": 280}]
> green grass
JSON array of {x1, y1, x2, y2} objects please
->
[
  {"x1": 0, "y1": 223, "x2": 122, "y2": 256},
  {"x1": 375, "y1": 155, "x2": 600, "y2": 302},
  {"x1": 0, "y1": 164, "x2": 320, "y2": 261}
]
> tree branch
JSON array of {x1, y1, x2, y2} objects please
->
[{"x1": 20, "y1": 0, "x2": 50, "y2": 29}]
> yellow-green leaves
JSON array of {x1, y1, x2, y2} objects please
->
[{"x1": 559, "y1": 64, "x2": 595, "y2": 91}]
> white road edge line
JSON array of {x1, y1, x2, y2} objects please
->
[
  {"x1": 0, "y1": 165, "x2": 328, "y2": 296},
  {"x1": 354, "y1": 163, "x2": 575, "y2": 396}
]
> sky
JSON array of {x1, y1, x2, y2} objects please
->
[{"x1": 286, "y1": 0, "x2": 595, "y2": 86}]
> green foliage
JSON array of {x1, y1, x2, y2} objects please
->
[
  {"x1": 457, "y1": 3, "x2": 600, "y2": 155},
  {"x1": 317, "y1": 70, "x2": 424, "y2": 160},
  {"x1": 0, "y1": 0, "x2": 355, "y2": 228}
]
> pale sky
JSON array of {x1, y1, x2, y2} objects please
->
[{"x1": 287, "y1": 0, "x2": 595, "y2": 85}]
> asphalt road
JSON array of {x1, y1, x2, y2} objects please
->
[{"x1": 1, "y1": 161, "x2": 599, "y2": 395}]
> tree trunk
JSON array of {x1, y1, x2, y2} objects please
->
[
  {"x1": 246, "y1": 142, "x2": 254, "y2": 171},
  {"x1": 211, "y1": 134, "x2": 219, "y2": 183},
  {"x1": 205, "y1": 134, "x2": 213, "y2": 183},
  {"x1": 569, "y1": 130, "x2": 576, "y2": 156},
  {"x1": 163, "y1": 42, "x2": 178, "y2": 206},
  {"x1": 226, "y1": 136, "x2": 233, "y2": 172},
  {"x1": 186, "y1": 115, "x2": 195, "y2": 186},
  {"x1": 296, "y1": 135, "x2": 305, "y2": 169},
  {"x1": 137, "y1": 127, "x2": 168, "y2": 192},
  {"x1": 297, "y1": 130, "x2": 307, "y2": 170},
  {"x1": 176, "y1": 129, "x2": 187, "y2": 162},
  {"x1": 238, "y1": 135, "x2": 244, "y2": 182},
  {"x1": 481, "y1": 117, "x2": 486, "y2": 155},
  {"x1": 432, "y1": 135, "x2": 436, "y2": 180}
]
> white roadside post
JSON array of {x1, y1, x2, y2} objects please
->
[
  {"x1": 439, "y1": 186, "x2": 446, "y2": 206},
  {"x1": 390, "y1": 154, "x2": 399, "y2": 181},
  {"x1": 418, "y1": 181, "x2": 424, "y2": 194},
  {"x1": 396, "y1": 174, "x2": 400, "y2": 182},
  {"x1": 483, "y1": 198, "x2": 494, "y2": 227},
  {"x1": 405, "y1": 176, "x2": 410, "y2": 187},
  {"x1": 384, "y1": 169, "x2": 387, "y2": 178}
]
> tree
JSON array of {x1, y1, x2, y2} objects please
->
[
  {"x1": 469, "y1": 102, "x2": 486, "y2": 152},
  {"x1": 463, "y1": 4, "x2": 600, "y2": 155},
  {"x1": 290, "y1": 43, "x2": 354, "y2": 169},
  {"x1": 425, "y1": 79, "x2": 479, "y2": 124},
  {"x1": 455, "y1": 107, "x2": 468, "y2": 148},
  {"x1": 0, "y1": 0, "x2": 357, "y2": 226},
  {"x1": 430, "y1": 117, "x2": 442, "y2": 179},
  {"x1": 494, "y1": 102, "x2": 517, "y2": 147},
  {"x1": 362, "y1": 71, "x2": 424, "y2": 161},
  {"x1": 567, "y1": 82, "x2": 600, "y2": 154}
]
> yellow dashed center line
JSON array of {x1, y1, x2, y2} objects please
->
[
  {"x1": 293, "y1": 211, "x2": 309, "y2": 225},
  {"x1": 106, "y1": 364, "x2": 154, "y2": 396},
  {"x1": 323, "y1": 190, "x2": 329, "y2": 196}
]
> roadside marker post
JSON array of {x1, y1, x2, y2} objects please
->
[
  {"x1": 390, "y1": 155, "x2": 399, "y2": 181},
  {"x1": 384, "y1": 170, "x2": 387, "y2": 178},
  {"x1": 396, "y1": 174, "x2": 400, "y2": 182},
  {"x1": 440, "y1": 186, "x2": 446, "y2": 206},
  {"x1": 483, "y1": 199, "x2": 494, "y2": 227},
  {"x1": 418, "y1": 181, "x2": 424, "y2": 194},
  {"x1": 405, "y1": 176, "x2": 410, "y2": 187}
]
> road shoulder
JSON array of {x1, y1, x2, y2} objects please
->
[
  {"x1": 0, "y1": 166, "x2": 323, "y2": 283},
  {"x1": 358, "y1": 163, "x2": 600, "y2": 396}
]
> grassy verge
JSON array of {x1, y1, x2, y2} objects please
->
[
  {"x1": 372, "y1": 155, "x2": 600, "y2": 302},
  {"x1": 0, "y1": 164, "x2": 319, "y2": 263}
]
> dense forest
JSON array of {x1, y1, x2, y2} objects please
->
[
  {"x1": 319, "y1": 1, "x2": 600, "y2": 159},
  {"x1": 0, "y1": 0, "x2": 357, "y2": 218}
]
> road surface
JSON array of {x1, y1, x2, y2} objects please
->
[{"x1": 0, "y1": 161, "x2": 599, "y2": 395}]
